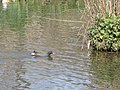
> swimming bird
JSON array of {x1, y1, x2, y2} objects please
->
[{"x1": 31, "y1": 50, "x2": 54, "y2": 57}]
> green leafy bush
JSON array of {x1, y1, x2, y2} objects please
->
[{"x1": 89, "y1": 14, "x2": 120, "y2": 51}]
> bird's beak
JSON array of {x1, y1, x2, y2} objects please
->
[{"x1": 52, "y1": 52, "x2": 55, "y2": 54}]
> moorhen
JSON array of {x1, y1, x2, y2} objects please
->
[{"x1": 31, "y1": 50, "x2": 54, "y2": 57}]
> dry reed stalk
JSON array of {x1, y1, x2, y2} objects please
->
[
  {"x1": 84, "y1": 0, "x2": 95, "y2": 22},
  {"x1": 84, "y1": 0, "x2": 120, "y2": 16},
  {"x1": 101, "y1": 0, "x2": 106, "y2": 12},
  {"x1": 109, "y1": 0, "x2": 113, "y2": 15},
  {"x1": 117, "y1": 0, "x2": 120, "y2": 15},
  {"x1": 98, "y1": 0, "x2": 103, "y2": 15},
  {"x1": 100, "y1": 0, "x2": 106, "y2": 16},
  {"x1": 92, "y1": 0, "x2": 98, "y2": 13}
]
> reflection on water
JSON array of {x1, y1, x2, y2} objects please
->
[
  {"x1": 0, "y1": 0, "x2": 120, "y2": 90},
  {"x1": 2, "y1": 0, "x2": 16, "y2": 10},
  {"x1": 90, "y1": 51, "x2": 120, "y2": 90}
]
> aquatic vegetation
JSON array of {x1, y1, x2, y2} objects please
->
[
  {"x1": 89, "y1": 14, "x2": 120, "y2": 51},
  {"x1": 84, "y1": 0, "x2": 120, "y2": 51}
]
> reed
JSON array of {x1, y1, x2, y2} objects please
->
[{"x1": 84, "y1": 0, "x2": 120, "y2": 16}]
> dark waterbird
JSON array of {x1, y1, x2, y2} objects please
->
[{"x1": 31, "y1": 50, "x2": 54, "y2": 57}]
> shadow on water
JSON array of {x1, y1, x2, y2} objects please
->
[{"x1": 90, "y1": 51, "x2": 120, "y2": 90}]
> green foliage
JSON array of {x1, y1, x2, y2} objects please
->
[{"x1": 89, "y1": 14, "x2": 120, "y2": 51}]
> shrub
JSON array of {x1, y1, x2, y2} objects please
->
[{"x1": 89, "y1": 14, "x2": 120, "y2": 51}]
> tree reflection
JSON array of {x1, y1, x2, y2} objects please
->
[{"x1": 90, "y1": 51, "x2": 120, "y2": 89}]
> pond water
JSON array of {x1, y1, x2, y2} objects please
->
[{"x1": 0, "y1": 0, "x2": 120, "y2": 90}]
